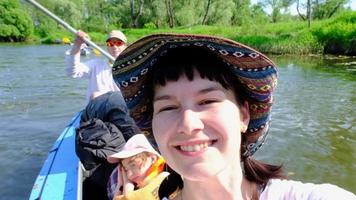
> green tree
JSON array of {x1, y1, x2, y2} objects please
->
[
  {"x1": 80, "y1": 0, "x2": 113, "y2": 30},
  {"x1": 202, "y1": 0, "x2": 212, "y2": 25},
  {"x1": 174, "y1": 0, "x2": 205, "y2": 26},
  {"x1": 166, "y1": 0, "x2": 175, "y2": 27},
  {"x1": 312, "y1": 0, "x2": 349, "y2": 19},
  {"x1": 170, "y1": 0, "x2": 236, "y2": 26},
  {"x1": 262, "y1": 0, "x2": 295, "y2": 22},
  {"x1": 232, "y1": 0, "x2": 252, "y2": 25},
  {"x1": 25, "y1": 0, "x2": 63, "y2": 38},
  {"x1": 108, "y1": 0, "x2": 134, "y2": 28},
  {"x1": 146, "y1": 0, "x2": 167, "y2": 28},
  {"x1": 206, "y1": 0, "x2": 235, "y2": 25},
  {"x1": 0, "y1": 0, "x2": 33, "y2": 42},
  {"x1": 129, "y1": 0, "x2": 145, "y2": 28},
  {"x1": 296, "y1": 0, "x2": 349, "y2": 27},
  {"x1": 250, "y1": 3, "x2": 269, "y2": 24},
  {"x1": 53, "y1": 0, "x2": 82, "y2": 28}
]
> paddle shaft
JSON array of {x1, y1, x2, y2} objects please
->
[{"x1": 25, "y1": 0, "x2": 115, "y2": 62}]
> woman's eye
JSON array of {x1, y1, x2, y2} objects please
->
[
  {"x1": 199, "y1": 99, "x2": 219, "y2": 105},
  {"x1": 157, "y1": 105, "x2": 178, "y2": 113}
]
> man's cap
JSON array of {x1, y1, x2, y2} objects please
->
[{"x1": 106, "y1": 30, "x2": 127, "y2": 44}]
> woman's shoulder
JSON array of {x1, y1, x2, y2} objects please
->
[{"x1": 259, "y1": 179, "x2": 356, "y2": 200}]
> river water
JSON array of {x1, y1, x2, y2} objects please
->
[{"x1": 0, "y1": 45, "x2": 355, "y2": 199}]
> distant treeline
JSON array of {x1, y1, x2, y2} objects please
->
[{"x1": 0, "y1": 0, "x2": 355, "y2": 55}]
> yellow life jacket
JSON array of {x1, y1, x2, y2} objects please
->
[{"x1": 113, "y1": 172, "x2": 169, "y2": 200}]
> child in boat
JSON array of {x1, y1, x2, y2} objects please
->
[
  {"x1": 107, "y1": 134, "x2": 169, "y2": 200},
  {"x1": 78, "y1": 90, "x2": 142, "y2": 200}
]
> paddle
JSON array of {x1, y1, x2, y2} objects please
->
[{"x1": 25, "y1": 0, "x2": 114, "y2": 62}]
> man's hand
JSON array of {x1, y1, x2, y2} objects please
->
[
  {"x1": 74, "y1": 30, "x2": 89, "y2": 46},
  {"x1": 70, "y1": 30, "x2": 89, "y2": 55}
]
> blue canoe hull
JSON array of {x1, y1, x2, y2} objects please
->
[{"x1": 29, "y1": 112, "x2": 82, "y2": 200}]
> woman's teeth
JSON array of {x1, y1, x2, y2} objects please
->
[{"x1": 179, "y1": 141, "x2": 211, "y2": 152}]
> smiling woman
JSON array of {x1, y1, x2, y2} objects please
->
[
  {"x1": 146, "y1": 45, "x2": 283, "y2": 199},
  {"x1": 112, "y1": 34, "x2": 356, "y2": 200}
]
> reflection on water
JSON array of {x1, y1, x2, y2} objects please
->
[
  {"x1": 0, "y1": 46, "x2": 355, "y2": 199},
  {"x1": 0, "y1": 44, "x2": 87, "y2": 200},
  {"x1": 255, "y1": 55, "x2": 356, "y2": 192}
]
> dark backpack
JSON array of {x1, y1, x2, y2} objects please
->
[
  {"x1": 75, "y1": 118, "x2": 125, "y2": 170},
  {"x1": 76, "y1": 118, "x2": 126, "y2": 200}
]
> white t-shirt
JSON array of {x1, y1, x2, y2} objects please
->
[
  {"x1": 65, "y1": 51, "x2": 120, "y2": 103},
  {"x1": 260, "y1": 179, "x2": 356, "y2": 200}
]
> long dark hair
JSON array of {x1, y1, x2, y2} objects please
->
[{"x1": 147, "y1": 47, "x2": 285, "y2": 195}]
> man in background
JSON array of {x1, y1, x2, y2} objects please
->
[{"x1": 65, "y1": 30, "x2": 127, "y2": 103}]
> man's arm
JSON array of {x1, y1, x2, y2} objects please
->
[{"x1": 65, "y1": 31, "x2": 91, "y2": 78}]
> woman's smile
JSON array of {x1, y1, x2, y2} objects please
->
[{"x1": 174, "y1": 139, "x2": 218, "y2": 155}]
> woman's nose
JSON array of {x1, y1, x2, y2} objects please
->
[{"x1": 176, "y1": 109, "x2": 204, "y2": 135}]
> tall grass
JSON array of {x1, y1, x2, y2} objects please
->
[
  {"x1": 122, "y1": 21, "x2": 324, "y2": 55},
  {"x1": 29, "y1": 12, "x2": 355, "y2": 55},
  {"x1": 312, "y1": 11, "x2": 356, "y2": 55}
]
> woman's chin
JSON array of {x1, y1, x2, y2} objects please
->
[{"x1": 178, "y1": 165, "x2": 222, "y2": 181}]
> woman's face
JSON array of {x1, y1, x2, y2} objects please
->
[{"x1": 152, "y1": 73, "x2": 250, "y2": 180}]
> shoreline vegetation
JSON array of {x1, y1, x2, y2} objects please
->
[
  {"x1": 3, "y1": 11, "x2": 356, "y2": 57},
  {"x1": 1, "y1": 0, "x2": 355, "y2": 56}
]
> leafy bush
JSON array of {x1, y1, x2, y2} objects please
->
[
  {"x1": 0, "y1": 0, "x2": 33, "y2": 42},
  {"x1": 312, "y1": 11, "x2": 356, "y2": 55},
  {"x1": 88, "y1": 32, "x2": 107, "y2": 44},
  {"x1": 144, "y1": 22, "x2": 157, "y2": 29},
  {"x1": 40, "y1": 29, "x2": 69, "y2": 44},
  {"x1": 81, "y1": 16, "x2": 108, "y2": 33}
]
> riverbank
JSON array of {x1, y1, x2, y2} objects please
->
[{"x1": 5, "y1": 11, "x2": 356, "y2": 56}]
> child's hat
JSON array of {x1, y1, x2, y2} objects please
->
[{"x1": 108, "y1": 134, "x2": 160, "y2": 163}]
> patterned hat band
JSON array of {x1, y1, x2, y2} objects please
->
[{"x1": 113, "y1": 34, "x2": 278, "y2": 156}]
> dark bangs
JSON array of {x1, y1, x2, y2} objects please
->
[{"x1": 149, "y1": 46, "x2": 246, "y2": 105}]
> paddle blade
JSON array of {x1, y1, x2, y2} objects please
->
[
  {"x1": 62, "y1": 37, "x2": 71, "y2": 44},
  {"x1": 93, "y1": 48, "x2": 101, "y2": 56}
]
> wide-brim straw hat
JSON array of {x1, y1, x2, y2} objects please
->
[{"x1": 112, "y1": 33, "x2": 278, "y2": 157}]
